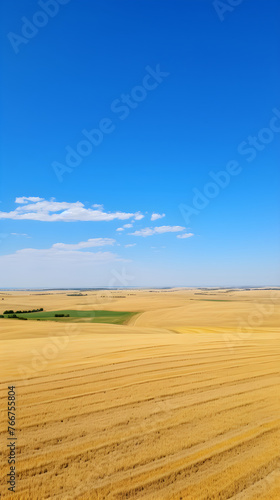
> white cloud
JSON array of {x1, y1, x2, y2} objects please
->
[
  {"x1": 52, "y1": 238, "x2": 115, "y2": 250},
  {"x1": 134, "y1": 213, "x2": 144, "y2": 220},
  {"x1": 177, "y1": 233, "x2": 194, "y2": 239},
  {"x1": 125, "y1": 243, "x2": 136, "y2": 247},
  {"x1": 0, "y1": 198, "x2": 143, "y2": 222},
  {"x1": 130, "y1": 225, "x2": 185, "y2": 237},
  {"x1": 117, "y1": 223, "x2": 134, "y2": 231},
  {"x1": 151, "y1": 213, "x2": 165, "y2": 221}
]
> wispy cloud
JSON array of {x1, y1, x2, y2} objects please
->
[
  {"x1": 130, "y1": 225, "x2": 185, "y2": 237},
  {"x1": 0, "y1": 197, "x2": 143, "y2": 222},
  {"x1": 125, "y1": 243, "x2": 136, "y2": 247},
  {"x1": 117, "y1": 223, "x2": 134, "y2": 232},
  {"x1": 4, "y1": 247, "x2": 119, "y2": 261},
  {"x1": 0, "y1": 246, "x2": 124, "y2": 288},
  {"x1": 151, "y1": 213, "x2": 165, "y2": 221},
  {"x1": 52, "y1": 238, "x2": 115, "y2": 250},
  {"x1": 15, "y1": 196, "x2": 44, "y2": 204},
  {"x1": 11, "y1": 232, "x2": 30, "y2": 237},
  {"x1": 177, "y1": 233, "x2": 194, "y2": 239}
]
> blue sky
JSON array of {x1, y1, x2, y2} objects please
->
[{"x1": 0, "y1": 0, "x2": 279, "y2": 287}]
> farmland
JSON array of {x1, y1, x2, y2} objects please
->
[{"x1": 0, "y1": 288, "x2": 279, "y2": 499}]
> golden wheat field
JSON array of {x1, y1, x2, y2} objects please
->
[{"x1": 0, "y1": 288, "x2": 280, "y2": 499}]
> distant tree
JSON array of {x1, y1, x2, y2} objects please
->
[{"x1": 13, "y1": 308, "x2": 43, "y2": 314}]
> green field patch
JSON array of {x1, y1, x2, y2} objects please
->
[
  {"x1": 6, "y1": 310, "x2": 137, "y2": 325},
  {"x1": 190, "y1": 299, "x2": 232, "y2": 302}
]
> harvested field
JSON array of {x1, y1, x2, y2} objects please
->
[{"x1": 0, "y1": 288, "x2": 279, "y2": 499}]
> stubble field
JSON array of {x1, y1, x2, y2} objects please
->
[{"x1": 0, "y1": 288, "x2": 279, "y2": 499}]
